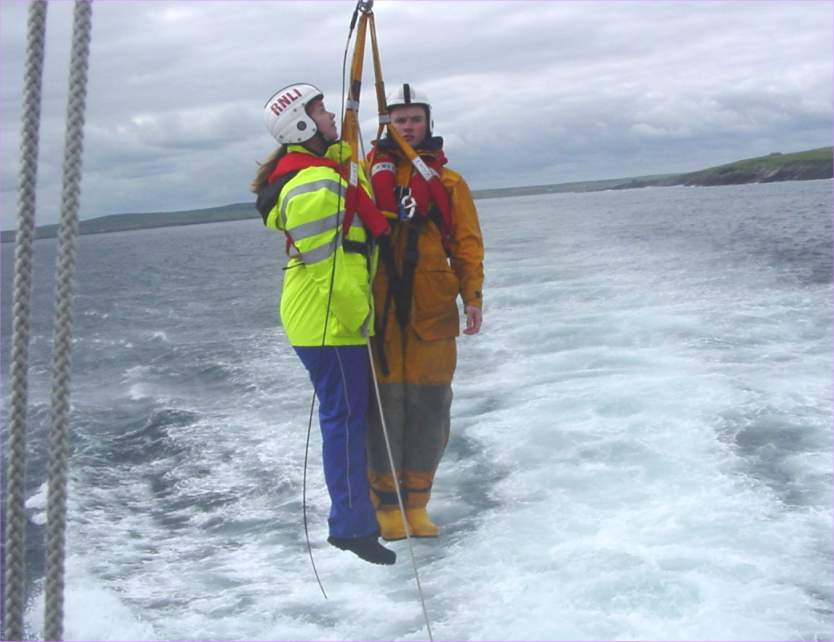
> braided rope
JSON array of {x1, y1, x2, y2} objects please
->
[
  {"x1": 4, "y1": 2, "x2": 49, "y2": 640},
  {"x1": 44, "y1": 2, "x2": 93, "y2": 639}
]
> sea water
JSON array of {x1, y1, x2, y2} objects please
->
[{"x1": 1, "y1": 179, "x2": 831, "y2": 640}]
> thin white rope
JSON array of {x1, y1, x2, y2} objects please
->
[
  {"x1": 358, "y1": 118, "x2": 367, "y2": 159},
  {"x1": 44, "y1": 2, "x2": 93, "y2": 639},
  {"x1": 353, "y1": 2, "x2": 433, "y2": 636},
  {"x1": 366, "y1": 343, "x2": 434, "y2": 641},
  {"x1": 4, "y1": 2, "x2": 49, "y2": 640}
]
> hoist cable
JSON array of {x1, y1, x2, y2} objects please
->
[
  {"x1": 353, "y1": 5, "x2": 435, "y2": 640},
  {"x1": 297, "y1": 5, "x2": 436, "y2": 637}
]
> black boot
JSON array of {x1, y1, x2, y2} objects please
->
[{"x1": 327, "y1": 534, "x2": 396, "y2": 565}]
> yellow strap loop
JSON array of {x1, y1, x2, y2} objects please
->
[{"x1": 349, "y1": 8, "x2": 439, "y2": 179}]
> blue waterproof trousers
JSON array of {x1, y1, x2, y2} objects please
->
[{"x1": 294, "y1": 345, "x2": 378, "y2": 539}]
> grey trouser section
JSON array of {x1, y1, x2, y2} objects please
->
[{"x1": 367, "y1": 382, "x2": 452, "y2": 475}]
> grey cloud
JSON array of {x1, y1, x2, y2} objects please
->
[{"x1": 1, "y1": 1, "x2": 831, "y2": 227}]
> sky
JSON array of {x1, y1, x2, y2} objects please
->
[{"x1": 0, "y1": 0, "x2": 832, "y2": 229}]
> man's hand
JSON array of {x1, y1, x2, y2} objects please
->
[{"x1": 463, "y1": 305, "x2": 482, "y2": 335}]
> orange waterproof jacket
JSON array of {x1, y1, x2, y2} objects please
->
[{"x1": 369, "y1": 140, "x2": 484, "y2": 342}]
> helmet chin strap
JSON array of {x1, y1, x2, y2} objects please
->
[{"x1": 303, "y1": 130, "x2": 331, "y2": 155}]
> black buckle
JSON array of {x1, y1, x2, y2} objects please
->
[{"x1": 342, "y1": 239, "x2": 369, "y2": 256}]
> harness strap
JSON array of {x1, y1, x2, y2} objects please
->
[
  {"x1": 342, "y1": 238, "x2": 370, "y2": 256},
  {"x1": 373, "y1": 488, "x2": 400, "y2": 506},
  {"x1": 374, "y1": 219, "x2": 423, "y2": 376},
  {"x1": 395, "y1": 221, "x2": 422, "y2": 328},
  {"x1": 377, "y1": 220, "x2": 422, "y2": 329}
]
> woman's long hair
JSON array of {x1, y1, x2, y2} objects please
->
[{"x1": 250, "y1": 145, "x2": 287, "y2": 193}]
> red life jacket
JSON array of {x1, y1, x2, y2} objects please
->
[
  {"x1": 268, "y1": 152, "x2": 390, "y2": 239},
  {"x1": 368, "y1": 139, "x2": 452, "y2": 245}
]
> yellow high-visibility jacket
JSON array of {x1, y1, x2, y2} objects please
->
[{"x1": 264, "y1": 142, "x2": 377, "y2": 346}]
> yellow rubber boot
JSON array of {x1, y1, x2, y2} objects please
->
[
  {"x1": 369, "y1": 471, "x2": 408, "y2": 541},
  {"x1": 404, "y1": 471, "x2": 438, "y2": 538},
  {"x1": 376, "y1": 506, "x2": 408, "y2": 541}
]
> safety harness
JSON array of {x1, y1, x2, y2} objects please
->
[
  {"x1": 371, "y1": 137, "x2": 454, "y2": 376},
  {"x1": 368, "y1": 136, "x2": 453, "y2": 246},
  {"x1": 341, "y1": 10, "x2": 455, "y2": 379}
]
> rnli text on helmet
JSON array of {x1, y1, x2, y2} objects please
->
[{"x1": 270, "y1": 88, "x2": 303, "y2": 116}]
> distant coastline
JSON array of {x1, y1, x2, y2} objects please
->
[{"x1": 2, "y1": 146, "x2": 830, "y2": 243}]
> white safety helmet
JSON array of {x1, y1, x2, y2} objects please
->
[
  {"x1": 386, "y1": 83, "x2": 432, "y2": 134},
  {"x1": 263, "y1": 83, "x2": 323, "y2": 144}
]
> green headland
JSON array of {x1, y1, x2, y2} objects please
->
[{"x1": 3, "y1": 146, "x2": 830, "y2": 243}]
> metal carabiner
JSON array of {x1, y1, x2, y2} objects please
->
[{"x1": 398, "y1": 188, "x2": 417, "y2": 220}]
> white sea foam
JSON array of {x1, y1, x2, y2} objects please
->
[
  {"x1": 26, "y1": 558, "x2": 158, "y2": 641},
  {"x1": 24, "y1": 481, "x2": 48, "y2": 526},
  {"x1": 16, "y1": 182, "x2": 832, "y2": 640},
  {"x1": 127, "y1": 383, "x2": 151, "y2": 400}
]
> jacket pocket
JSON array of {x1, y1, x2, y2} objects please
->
[
  {"x1": 329, "y1": 253, "x2": 371, "y2": 339},
  {"x1": 412, "y1": 268, "x2": 460, "y2": 341}
]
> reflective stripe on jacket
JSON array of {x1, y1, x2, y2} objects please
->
[{"x1": 265, "y1": 142, "x2": 378, "y2": 346}]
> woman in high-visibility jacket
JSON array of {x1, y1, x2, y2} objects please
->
[
  {"x1": 366, "y1": 84, "x2": 484, "y2": 541},
  {"x1": 252, "y1": 83, "x2": 394, "y2": 565}
]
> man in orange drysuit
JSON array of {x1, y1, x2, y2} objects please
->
[{"x1": 366, "y1": 83, "x2": 484, "y2": 540}]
